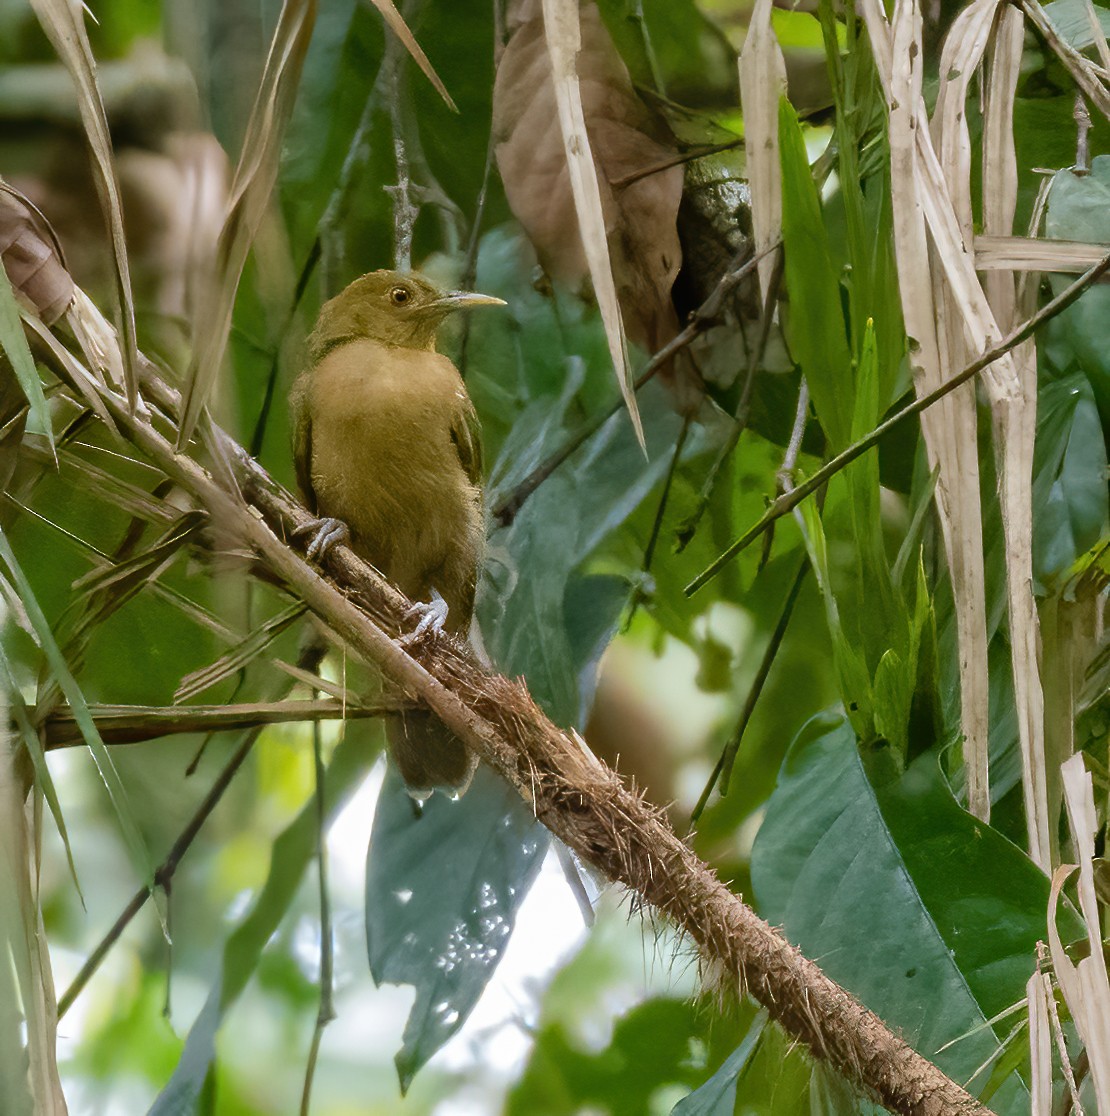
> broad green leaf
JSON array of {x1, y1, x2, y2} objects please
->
[
  {"x1": 1043, "y1": 156, "x2": 1110, "y2": 431},
  {"x1": 752, "y1": 714, "x2": 1077, "y2": 1112},
  {"x1": 366, "y1": 763, "x2": 547, "y2": 1090},
  {"x1": 778, "y1": 96, "x2": 853, "y2": 450},
  {"x1": 671, "y1": 1010, "x2": 766, "y2": 1115},
  {"x1": 1042, "y1": 0, "x2": 1110, "y2": 49},
  {"x1": 1031, "y1": 371, "x2": 1108, "y2": 591},
  {"x1": 148, "y1": 728, "x2": 374, "y2": 1115},
  {"x1": 0, "y1": 258, "x2": 52, "y2": 453}
]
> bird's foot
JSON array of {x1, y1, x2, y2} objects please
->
[
  {"x1": 400, "y1": 589, "x2": 449, "y2": 646},
  {"x1": 294, "y1": 516, "x2": 350, "y2": 561}
]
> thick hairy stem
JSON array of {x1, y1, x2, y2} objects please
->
[{"x1": 91, "y1": 365, "x2": 994, "y2": 1116}]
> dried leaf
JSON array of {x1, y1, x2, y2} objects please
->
[
  {"x1": 176, "y1": 0, "x2": 317, "y2": 450},
  {"x1": 0, "y1": 182, "x2": 73, "y2": 326},
  {"x1": 495, "y1": 1, "x2": 686, "y2": 423},
  {"x1": 29, "y1": 0, "x2": 139, "y2": 406},
  {"x1": 873, "y1": 0, "x2": 992, "y2": 819},
  {"x1": 175, "y1": 601, "x2": 308, "y2": 702},
  {"x1": 738, "y1": 0, "x2": 787, "y2": 307},
  {"x1": 1049, "y1": 756, "x2": 1110, "y2": 1113},
  {"x1": 929, "y1": 0, "x2": 1049, "y2": 867},
  {"x1": 974, "y1": 233, "x2": 1110, "y2": 270},
  {"x1": 365, "y1": 0, "x2": 457, "y2": 111}
]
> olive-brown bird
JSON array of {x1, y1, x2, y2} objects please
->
[{"x1": 290, "y1": 269, "x2": 505, "y2": 795}]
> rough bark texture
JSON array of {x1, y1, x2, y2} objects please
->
[{"x1": 78, "y1": 360, "x2": 995, "y2": 1116}]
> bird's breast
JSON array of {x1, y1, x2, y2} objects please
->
[{"x1": 305, "y1": 339, "x2": 480, "y2": 602}]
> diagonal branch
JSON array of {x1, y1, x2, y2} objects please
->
[{"x1": 36, "y1": 304, "x2": 999, "y2": 1115}]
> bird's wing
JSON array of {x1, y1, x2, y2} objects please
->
[
  {"x1": 289, "y1": 372, "x2": 318, "y2": 513},
  {"x1": 450, "y1": 393, "x2": 483, "y2": 489}
]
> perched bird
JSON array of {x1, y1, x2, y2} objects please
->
[{"x1": 290, "y1": 269, "x2": 505, "y2": 795}]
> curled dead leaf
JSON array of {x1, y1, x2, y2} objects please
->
[
  {"x1": 0, "y1": 182, "x2": 73, "y2": 325},
  {"x1": 494, "y1": 1, "x2": 693, "y2": 405}
]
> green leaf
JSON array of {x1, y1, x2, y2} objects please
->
[
  {"x1": 778, "y1": 96, "x2": 853, "y2": 450},
  {"x1": 1042, "y1": 0, "x2": 1110, "y2": 49},
  {"x1": 508, "y1": 998, "x2": 707, "y2": 1116},
  {"x1": 0, "y1": 524, "x2": 152, "y2": 889},
  {"x1": 796, "y1": 498, "x2": 874, "y2": 738},
  {"x1": 366, "y1": 762, "x2": 548, "y2": 1090},
  {"x1": 0, "y1": 646, "x2": 80, "y2": 898},
  {"x1": 148, "y1": 728, "x2": 374, "y2": 1115},
  {"x1": 671, "y1": 1010, "x2": 767, "y2": 1115},
  {"x1": 1043, "y1": 156, "x2": 1110, "y2": 432},
  {"x1": 1031, "y1": 371, "x2": 1108, "y2": 591},
  {"x1": 0, "y1": 238, "x2": 53, "y2": 453},
  {"x1": 752, "y1": 714, "x2": 1076, "y2": 1111},
  {"x1": 481, "y1": 375, "x2": 688, "y2": 728}
]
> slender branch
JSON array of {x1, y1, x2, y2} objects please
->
[
  {"x1": 674, "y1": 249, "x2": 784, "y2": 553},
  {"x1": 41, "y1": 699, "x2": 403, "y2": 748},
  {"x1": 685, "y1": 248, "x2": 1110, "y2": 596},
  {"x1": 300, "y1": 711, "x2": 335, "y2": 1116},
  {"x1": 491, "y1": 245, "x2": 771, "y2": 526},
  {"x1": 57, "y1": 728, "x2": 258, "y2": 1018},
  {"x1": 689, "y1": 556, "x2": 809, "y2": 826},
  {"x1": 99, "y1": 353, "x2": 994, "y2": 1116}
]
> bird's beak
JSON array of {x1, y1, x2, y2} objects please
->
[{"x1": 428, "y1": 291, "x2": 507, "y2": 311}]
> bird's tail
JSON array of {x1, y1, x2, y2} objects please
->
[{"x1": 386, "y1": 708, "x2": 478, "y2": 798}]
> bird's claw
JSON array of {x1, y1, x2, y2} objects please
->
[
  {"x1": 294, "y1": 516, "x2": 350, "y2": 561},
  {"x1": 400, "y1": 590, "x2": 449, "y2": 645}
]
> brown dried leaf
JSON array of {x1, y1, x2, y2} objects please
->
[
  {"x1": 0, "y1": 182, "x2": 73, "y2": 326},
  {"x1": 30, "y1": 0, "x2": 140, "y2": 406},
  {"x1": 365, "y1": 0, "x2": 457, "y2": 111},
  {"x1": 494, "y1": 2, "x2": 686, "y2": 402},
  {"x1": 176, "y1": 0, "x2": 316, "y2": 450}
]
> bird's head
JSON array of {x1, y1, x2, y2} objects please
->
[{"x1": 309, "y1": 270, "x2": 506, "y2": 357}]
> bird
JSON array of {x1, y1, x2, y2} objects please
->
[{"x1": 289, "y1": 269, "x2": 505, "y2": 796}]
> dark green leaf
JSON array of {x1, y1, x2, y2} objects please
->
[
  {"x1": 778, "y1": 97, "x2": 853, "y2": 450},
  {"x1": 366, "y1": 763, "x2": 548, "y2": 1090},
  {"x1": 1032, "y1": 371, "x2": 1108, "y2": 591},
  {"x1": 751, "y1": 713, "x2": 1074, "y2": 1112},
  {"x1": 671, "y1": 1010, "x2": 766, "y2": 1115}
]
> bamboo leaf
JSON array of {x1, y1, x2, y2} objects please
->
[
  {"x1": 0, "y1": 648, "x2": 81, "y2": 898},
  {"x1": 540, "y1": 0, "x2": 642, "y2": 448},
  {"x1": 176, "y1": 0, "x2": 318, "y2": 449},
  {"x1": 0, "y1": 524, "x2": 152, "y2": 888},
  {"x1": 29, "y1": 0, "x2": 139, "y2": 405},
  {"x1": 365, "y1": 0, "x2": 457, "y2": 110},
  {"x1": 175, "y1": 602, "x2": 308, "y2": 702},
  {"x1": 0, "y1": 254, "x2": 52, "y2": 455}
]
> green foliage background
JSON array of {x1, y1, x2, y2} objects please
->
[{"x1": 0, "y1": 0, "x2": 1107, "y2": 1113}]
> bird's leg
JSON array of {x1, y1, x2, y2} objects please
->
[
  {"x1": 400, "y1": 588, "x2": 449, "y2": 645},
  {"x1": 293, "y1": 517, "x2": 350, "y2": 561}
]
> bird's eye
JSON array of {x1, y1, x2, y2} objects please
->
[{"x1": 389, "y1": 286, "x2": 411, "y2": 306}]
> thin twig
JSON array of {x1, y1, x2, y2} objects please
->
[
  {"x1": 674, "y1": 250, "x2": 784, "y2": 553},
  {"x1": 610, "y1": 138, "x2": 744, "y2": 189},
  {"x1": 57, "y1": 730, "x2": 257, "y2": 1018},
  {"x1": 299, "y1": 712, "x2": 336, "y2": 1116},
  {"x1": 689, "y1": 555, "x2": 810, "y2": 826},
  {"x1": 56, "y1": 647, "x2": 336, "y2": 1019},
  {"x1": 491, "y1": 245, "x2": 771, "y2": 526},
  {"x1": 41, "y1": 699, "x2": 403, "y2": 748},
  {"x1": 685, "y1": 248, "x2": 1110, "y2": 596}
]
